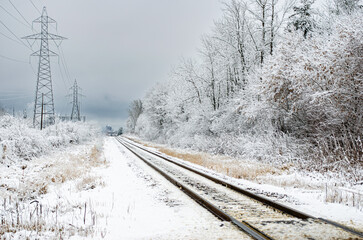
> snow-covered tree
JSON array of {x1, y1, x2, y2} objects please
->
[
  {"x1": 262, "y1": 13, "x2": 362, "y2": 163},
  {"x1": 126, "y1": 99, "x2": 143, "y2": 133},
  {"x1": 288, "y1": 0, "x2": 316, "y2": 38},
  {"x1": 128, "y1": 0, "x2": 362, "y2": 171},
  {"x1": 331, "y1": 0, "x2": 362, "y2": 15}
]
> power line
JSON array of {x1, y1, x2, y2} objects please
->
[
  {"x1": 0, "y1": 30, "x2": 26, "y2": 46},
  {"x1": 0, "y1": 90, "x2": 27, "y2": 93},
  {"x1": 58, "y1": 50, "x2": 71, "y2": 84},
  {"x1": 53, "y1": 25, "x2": 72, "y2": 86},
  {"x1": 57, "y1": 45, "x2": 72, "y2": 86},
  {"x1": 61, "y1": 47, "x2": 72, "y2": 85},
  {"x1": 29, "y1": 62, "x2": 38, "y2": 76},
  {"x1": 0, "y1": 19, "x2": 31, "y2": 50},
  {"x1": 0, "y1": 91, "x2": 28, "y2": 96},
  {"x1": 28, "y1": 0, "x2": 41, "y2": 15},
  {"x1": 52, "y1": 15, "x2": 71, "y2": 87},
  {"x1": 36, "y1": 0, "x2": 43, "y2": 6},
  {"x1": 8, "y1": 0, "x2": 32, "y2": 28},
  {"x1": 0, "y1": 4, "x2": 30, "y2": 29},
  {"x1": 58, "y1": 58, "x2": 70, "y2": 89},
  {"x1": 0, "y1": 91, "x2": 33, "y2": 100},
  {"x1": 0, "y1": 53, "x2": 28, "y2": 63},
  {"x1": 5, "y1": 0, "x2": 41, "y2": 51},
  {"x1": 0, "y1": 95, "x2": 33, "y2": 101}
]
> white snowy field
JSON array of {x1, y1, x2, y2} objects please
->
[
  {"x1": 1, "y1": 137, "x2": 250, "y2": 239},
  {"x1": 123, "y1": 136, "x2": 363, "y2": 233}
]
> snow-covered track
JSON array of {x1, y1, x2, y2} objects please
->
[
  {"x1": 117, "y1": 137, "x2": 270, "y2": 240},
  {"x1": 116, "y1": 137, "x2": 363, "y2": 240}
]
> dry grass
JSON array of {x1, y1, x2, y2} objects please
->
[
  {"x1": 0, "y1": 143, "x2": 107, "y2": 238},
  {"x1": 152, "y1": 146, "x2": 280, "y2": 180},
  {"x1": 77, "y1": 175, "x2": 105, "y2": 191},
  {"x1": 11, "y1": 145, "x2": 106, "y2": 201},
  {"x1": 127, "y1": 137, "x2": 363, "y2": 211},
  {"x1": 87, "y1": 145, "x2": 107, "y2": 167},
  {"x1": 0, "y1": 198, "x2": 97, "y2": 239},
  {"x1": 165, "y1": 144, "x2": 363, "y2": 211},
  {"x1": 126, "y1": 136, "x2": 282, "y2": 180}
]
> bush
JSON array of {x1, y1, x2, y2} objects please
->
[{"x1": 0, "y1": 115, "x2": 100, "y2": 164}]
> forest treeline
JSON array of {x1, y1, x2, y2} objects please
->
[{"x1": 127, "y1": 0, "x2": 362, "y2": 180}]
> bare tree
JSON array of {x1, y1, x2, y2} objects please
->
[
  {"x1": 248, "y1": 0, "x2": 268, "y2": 63},
  {"x1": 223, "y1": 0, "x2": 249, "y2": 85},
  {"x1": 201, "y1": 36, "x2": 220, "y2": 111},
  {"x1": 176, "y1": 58, "x2": 203, "y2": 104}
]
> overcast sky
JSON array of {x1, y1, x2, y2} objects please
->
[{"x1": 0, "y1": 0, "x2": 223, "y2": 128}]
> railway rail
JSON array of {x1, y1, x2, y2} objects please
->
[{"x1": 116, "y1": 137, "x2": 363, "y2": 240}]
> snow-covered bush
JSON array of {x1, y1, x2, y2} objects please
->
[
  {"x1": 0, "y1": 115, "x2": 100, "y2": 164},
  {"x1": 262, "y1": 13, "x2": 363, "y2": 168}
]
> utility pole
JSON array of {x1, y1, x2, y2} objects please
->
[
  {"x1": 70, "y1": 79, "x2": 83, "y2": 121},
  {"x1": 40, "y1": 93, "x2": 44, "y2": 130},
  {"x1": 23, "y1": 7, "x2": 66, "y2": 129}
]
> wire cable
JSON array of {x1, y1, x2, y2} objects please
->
[
  {"x1": 6, "y1": 0, "x2": 42, "y2": 51},
  {"x1": 29, "y1": 62, "x2": 38, "y2": 77},
  {"x1": 0, "y1": 95, "x2": 33, "y2": 101},
  {"x1": 0, "y1": 30, "x2": 25, "y2": 46},
  {"x1": 61, "y1": 47, "x2": 72, "y2": 85},
  {"x1": 0, "y1": 53, "x2": 28, "y2": 63},
  {"x1": 58, "y1": 59, "x2": 70, "y2": 89},
  {"x1": 28, "y1": 0, "x2": 41, "y2": 15},
  {"x1": 0, "y1": 4, "x2": 31, "y2": 29},
  {"x1": 57, "y1": 45, "x2": 72, "y2": 86},
  {"x1": 0, "y1": 90, "x2": 27, "y2": 94},
  {"x1": 0, "y1": 19, "x2": 32, "y2": 50},
  {"x1": 8, "y1": 0, "x2": 32, "y2": 28}
]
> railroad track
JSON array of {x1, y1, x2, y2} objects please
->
[{"x1": 116, "y1": 137, "x2": 363, "y2": 240}]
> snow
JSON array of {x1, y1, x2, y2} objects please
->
[
  {"x1": 88, "y1": 137, "x2": 249, "y2": 239},
  {"x1": 1, "y1": 137, "x2": 251, "y2": 239},
  {"x1": 127, "y1": 7, "x2": 363, "y2": 199},
  {"x1": 1, "y1": 113, "x2": 361, "y2": 238},
  {"x1": 0, "y1": 115, "x2": 100, "y2": 165},
  {"x1": 123, "y1": 136, "x2": 363, "y2": 232}
]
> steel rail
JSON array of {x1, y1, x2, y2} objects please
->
[
  {"x1": 117, "y1": 138, "x2": 273, "y2": 240},
  {"x1": 119, "y1": 136, "x2": 363, "y2": 239}
]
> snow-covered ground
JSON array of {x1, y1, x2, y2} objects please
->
[
  {"x1": 124, "y1": 136, "x2": 363, "y2": 233},
  {"x1": 96, "y1": 137, "x2": 249, "y2": 239},
  {"x1": 1, "y1": 137, "x2": 251, "y2": 239},
  {"x1": 0, "y1": 138, "x2": 106, "y2": 239},
  {"x1": 1, "y1": 127, "x2": 361, "y2": 238}
]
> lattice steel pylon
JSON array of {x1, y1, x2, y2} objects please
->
[
  {"x1": 23, "y1": 7, "x2": 66, "y2": 129},
  {"x1": 70, "y1": 79, "x2": 82, "y2": 121}
]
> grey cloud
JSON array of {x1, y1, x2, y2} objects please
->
[{"x1": 0, "y1": 0, "x2": 223, "y2": 129}]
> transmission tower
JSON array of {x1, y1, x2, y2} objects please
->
[
  {"x1": 23, "y1": 7, "x2": 66, "y2": 129},
  {"x1": 70, "y1": 79, "x2": 82, "y2": 121}
]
